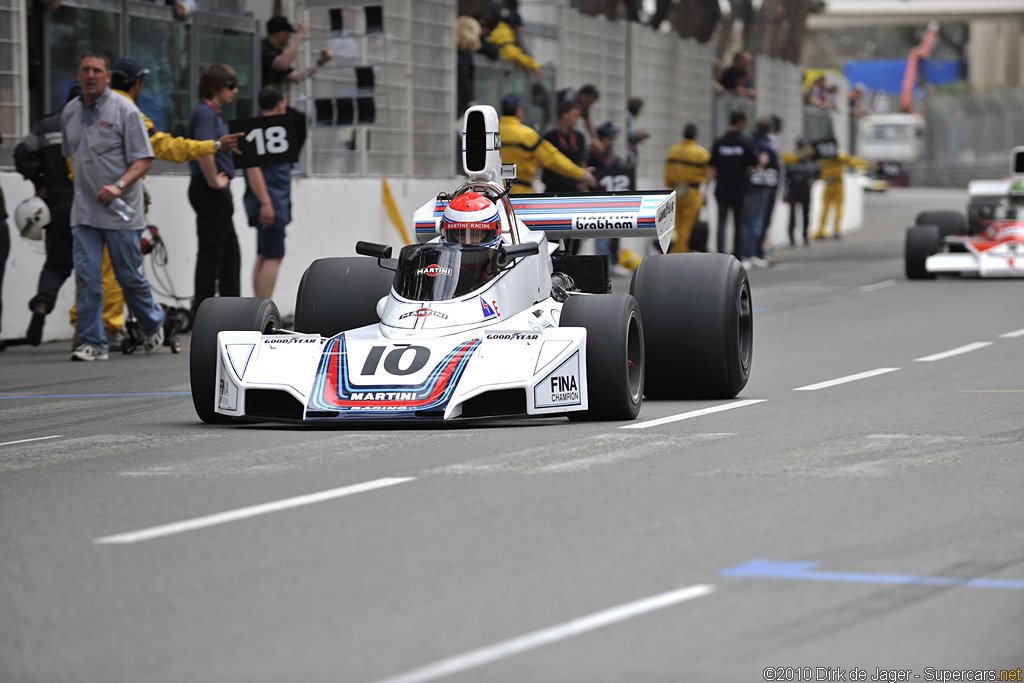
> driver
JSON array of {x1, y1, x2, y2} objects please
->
[
  {"x1": 441, "y1": 192, "x2": 502, "y2": 248},
  {"x1": 995, "y1": 179, "x2": 1024, "y2": 222},
  {"x1": 1009, "y1": 179, "x2": 1024, "y2": 218}
]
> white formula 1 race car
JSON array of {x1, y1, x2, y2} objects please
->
[
  {"x1": 189, "y1": 106, "x2": 753, "y2": 424},
  {"x1": 905, "y1": 148, "x2": 1024, "y2": 279}
]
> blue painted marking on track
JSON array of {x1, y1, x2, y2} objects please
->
[
  {"x1": 0, "y1": 392, "x2": 190, "y2": 400},
  {"x1": 720, "y1": 559, "x2": 1024, "y2": 591}
]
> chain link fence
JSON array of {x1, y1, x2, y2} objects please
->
[{"x1": 908, "y1": 88, "x2": 1024, "y2": 187}]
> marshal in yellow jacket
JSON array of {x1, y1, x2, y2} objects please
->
[
  {"x1": 500, "y1": 115, "x2": 587, "y2": 193},
  {"x1": 115, "y1": 89, "x2": 218, "y2": 162}
]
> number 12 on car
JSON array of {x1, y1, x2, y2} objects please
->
[{"x1": 228, "y1": 113, "x2": 300, "y2": 168}]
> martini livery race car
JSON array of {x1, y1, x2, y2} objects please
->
[{"x1": 189, "y1": 106, "x2": 753, "y2": 424}]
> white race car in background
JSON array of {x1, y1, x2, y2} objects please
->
[
  {"x1": 906, "y1": 148, "x2": 1024, "y2": 279},
  {"x1": 189, "y1": 106, "x2": 753, "y2": 424}
]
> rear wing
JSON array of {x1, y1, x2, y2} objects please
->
[
  {"x1": 968, "y1": 179, "x2": 1010, "y2": 199},
  {"x1": 413, "y1": 190, "x2": 677, "y2": 253}
]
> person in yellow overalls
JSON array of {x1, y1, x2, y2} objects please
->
[
  {"x1": 498, "y1": 94, "x2": 596, "y2": 194},
  {"x1": 70, "y1": 57, "x2": 241, "y2": 344},
  {"x1": 663, "y1": 122, "x2": 710, "y2": 253},
  {"x1": 810, "y1": 135, "x2": 866, "y2": 240}
]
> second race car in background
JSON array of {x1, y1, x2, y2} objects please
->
[{"x1": 905, "y1": 149, "x2": 1024, "y2": 279}]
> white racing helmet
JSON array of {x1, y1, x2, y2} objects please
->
[
  {"x1": 14, "y1": 196, "x2": 51, "y2": 240},
  {"x1": 441, "y1": 191, "x2": 502, "y2": 248}
]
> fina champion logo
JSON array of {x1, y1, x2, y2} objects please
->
[
  {"x1": 416, "y1": 265, "x2": 453, "y2": 277},
  {"x1": 399, "y1": 308, "x2": 449, "y2": 320}
]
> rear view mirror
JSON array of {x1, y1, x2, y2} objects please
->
[
  {"x1": 356, "y1": 241, "x2": 392, "y2": 259},
  {"x1": 496, "y1": 241, "x2": 540, "y2": 269},
  {"x1": 503, "y1": 241, "x2": 540, "y2": 259}
]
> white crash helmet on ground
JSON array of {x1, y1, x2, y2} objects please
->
[{"x1": 14, "y1": 196, "x2": 51, "y2": 240}]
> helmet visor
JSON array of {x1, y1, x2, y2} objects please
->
[{"x1": 443, "y1": 221, "x2": 500, "y2": 246}]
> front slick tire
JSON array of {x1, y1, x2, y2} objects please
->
[
  {"x1": 560, "y1": 293, "x2": 644, "y2": 421},
  {"x1": 905, "y1": 225, "x2": 940, "y2": 280},
  {"x1": 190, "y1": 297, "x2": 281, "y2": 424},
  {"x1": 630, "y1": 253, "x2": 752, "y2": 399}
]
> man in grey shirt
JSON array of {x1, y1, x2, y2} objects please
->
[{"x1": 62, "y1": 51, "x2": 163, "y2": 361}]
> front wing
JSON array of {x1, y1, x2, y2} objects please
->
[
  {"x1": 926, "y1": 238, "x2": 1024, "y2": 277},
  {"x1": 214, "y1": 325, "x2": 589, "y2": 422}
]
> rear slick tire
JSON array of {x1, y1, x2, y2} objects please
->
[
  {"x1": 916, "y1": 210, "x2": 965, "y2": 238},
  {"x1": 294, "y1": 257, "x2": 393, "y2": 337},
  {"x1": 630, "y1": 253, "x2": 752, "y2": 399}
]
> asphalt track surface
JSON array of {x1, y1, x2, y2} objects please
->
[{"x1": 2, "y1": 188, "x2": 1023, "y2": 682}]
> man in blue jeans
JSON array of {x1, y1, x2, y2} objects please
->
[
  {"x1": 742, "y1": 117, "x2": 779, "y2": 268},
  {"x1": 62, "y1": 51, "x2": 163, "y2": 361},
  {"x1": 708, "y1": 110, "x2": 760, "y2": 257}
]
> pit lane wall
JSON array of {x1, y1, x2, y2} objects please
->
[
  {"x1": 1, "y1": 169, "x2": 862, "y2": 343},
  {"x1": 0, "y1": 173, "x2": 452, "y2": 344}
]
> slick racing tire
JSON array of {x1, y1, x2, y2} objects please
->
[
  {"x1": 904, "y1": 225, "x2": 940, "y2": 280},
  {"x1": 294, "y1": 257, "x2": 393, "y2": 337},
  {"x1": 630, "y1": 253, "x2": 752, "y2": 399},
  {"x1": 560, "y1": 293, "x2": 644, "y2": 421},
  {"x1": 190, "y1": 297, "x2": 281, "y2": 424},
  {"x1": 916, "y1": 210, "x2": 965, "y2": 238}
]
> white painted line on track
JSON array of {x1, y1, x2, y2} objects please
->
[
  {"x1": 369, "y1": 584, "x2": 715, "y2": 683},
  {"x1": 621, "y1": 399, "x2": 766, "y2": 429},
  {"x1": 793, "y1": 368, "x2": 900, "y2": 391},
  {"x1": 94, "y1": 477, "x2": 414, "y2": 544},
  {"x1": 0, "y1": 435, "x2": 62, "y2": 448},
  {"x1": 859, "y1": 279, "x2": 895, "y2": 292},
  {"x1": 915, "y1": 342, "x2": 992, "y2": 362},
  {"x1": 1000, "y1": 328, "x2": 1024, "y2": 338}
]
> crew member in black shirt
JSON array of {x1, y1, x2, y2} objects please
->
[
  {"x1": 14, "y1": 82, "x2": 81, "y2": 345},
  {"x1": 541, "y1": 100, "x2": 588, "y2": 193},
  {"x1": 261, "y1": 15, "x2": 333, "y2": 88},
  {"x1": 708, "y1": 110, "x2": 761, "y2": 257},
  {"x1": 719, "y1": 52, "x2": 756, "y2": 99},
  {"x1": 261, "y1": 15, "x2": 332, "y2": 154}
]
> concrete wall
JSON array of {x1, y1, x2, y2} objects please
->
[{"x1": 0, "y1": 171, "x2": 452, "y2": 343}]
